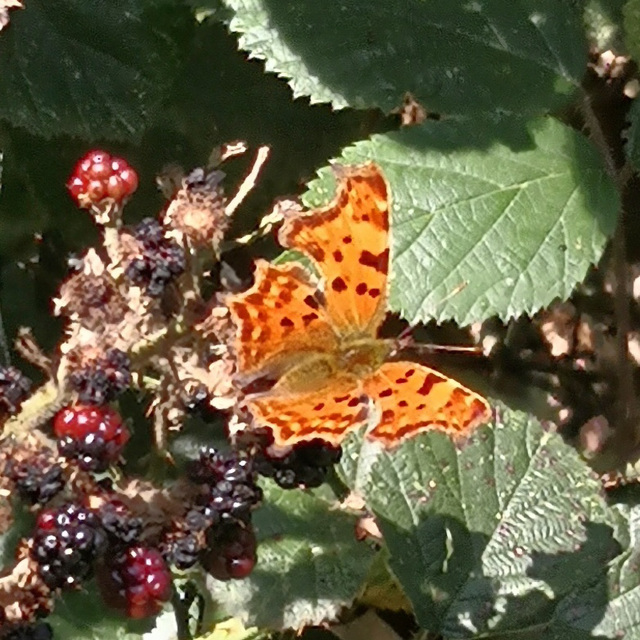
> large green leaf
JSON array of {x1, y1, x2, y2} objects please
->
[
  {"x1": 47, "y1": 585, "x2": 152, "y2": 639},
  {"x1": 303, "y1": 117, "x2": 618, "y2": 325},
  {"x1": 0, "y1": 0, "x2": 192, "y2": 140},
  {"x1": 352, "y1": 403, "x2": 623, "y2": 638},
  {"x1": 206, "y1": 481, "x2": 375, "y2": 629},
  {"x1": 221, "y1": 0, "x2": 585, "y2": 116}
]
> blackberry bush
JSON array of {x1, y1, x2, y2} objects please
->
[{"x1": 68, "y1": 348, "x2": 132, "y2": 405}]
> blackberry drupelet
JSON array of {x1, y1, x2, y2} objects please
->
[
  {"x1": 98, "y1": 499, "x2": 144, "y2": 547},
  {"x1": 31, "y1": 504, "x2": 105, "y2": 590}
]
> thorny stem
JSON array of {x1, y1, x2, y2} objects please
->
[{"x1": 581, "y1": 89, "x2": 639, "y2": 450}]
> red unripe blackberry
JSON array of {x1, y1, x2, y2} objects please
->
[
  {"x1": 202, "y1": 522, "x2": 257, "y2": 581},
  {"x1": 67, "y1": 150, "x2": 138, "y2": 208},
  {"x1": 98, "y1": 547, "x2": 172, "y2": 619},
  {"x1": 54, "y1": 404, "x2": 129, "y2": 472}
]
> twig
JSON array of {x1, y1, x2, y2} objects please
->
[
  {"x1": 225, "y1": 146, "x2": 271, "y2": 218},
  {"x1": 581, "y1": 90, "x2": 638, "y2": 448}
]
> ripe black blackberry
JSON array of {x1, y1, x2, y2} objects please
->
[
  {"x1": 68, "y1": 348, "x2": 131, "y2": 405},
  {"x1": 2, "y1": 622, "x2": 53, "y2": 640},
  {"x1": 256, "y1": 439, "x2": 342, "y2": 489},
  {"x1": 202, "y1": 521, "x2": 257, "y2": 581},
  {"x1": 5, "y1": 453, "x2": 64, "y2": 505},
  {"x1": 161, "y1": 532, "x2": 201, "y2": 570},
  {"x1": 31, "y1": 503, "x2": 105, "y2": 590},
  {"x1": 0, "y1": 366, "x2": 31, "y2": 415},
  {"x1": 98, "y1": 499, "x2": 143, "y2": 547},
  {"x1": 124, "y1": 217, "x2": 186, "y2": 297},
  {"x1": 188, "y1": 447, "x2": 262, "y2": 523}
]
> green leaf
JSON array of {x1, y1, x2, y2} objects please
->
[
  {"x1": 206, "y1": 481, "x2": 375, "y2": 629},
  {"x1": 624, "y1": 0, "x2": 640, "y2": 61},
  {"x1": 221, "y1": 0, "x2": 585, "y2": 116},
  {"x1": 48, "y1": 585, "x2": 152, "y2": 639},
  {"x1": 355, "y1": 402, "x2": 622, "y2": 638},
  {"x1": 303, "y1": 117, "x2": 618, "y2": 325},
  {"x1": 0, "y1": 0, "x2": 192, "y2": 141}
]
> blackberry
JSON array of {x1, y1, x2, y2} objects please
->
[
  {"x1": 202, "y1": 522, "x2": 257, "y2": 581},
  {"x1": 189, "y1": 448, "x2": 262, "y2": 523},
  {"x1": 67, "y1": 150, "x2": 138, "y2": 209},
  {"x1": 98, "y1": 499, "x2": 144, "y2": 547},
  {"x1": 6, "y1": 455, "x2": 64, "y2": 505},
  {"x1": 124, "y1": 218, "x2": 186, "y2": 297},
  {"x1": 162, "y1": 533, "x2": 201, "y2": 570},
  {"x1": 98, "y1": 546, "x2": 172, "y2": 619},
  {"x1": 68, "y1": 348, "x2": 131, "y2": 405},
  {"x1": 256, "y1": 439, "x2": 342, "y2": 489},
  {"x1": 54, "y1": 404, "x2": 130, "y2": 472},
  {"x1": 0, "y1": 366, "x2": 31, "y2": 415},
  {"x1": 3, "y1": 622, "x2": 53, "y2": 640},
  {"x1": 31, "y1": 503, "x2": 105, "y2": 590}
]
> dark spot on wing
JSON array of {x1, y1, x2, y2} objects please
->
[
  {"x1": 333, "y1": 250, "x2": 344, "y2": 262},
  {"x1": 332, "y1": 277, "x2": 348, "y2": 292},
  {"x1": 417, "y1": 373, "x2": 446, "y2": 396},
  {"x1": 280, "y1": 317, "x2": 294, "y2": 328},
  {"x1": 379, "y1": 388, "x2": 393, "y2": 398},
  {"x1": 304, "y1": 294, "x2": 319, "y2": 310},
  {"x1": 356, "y1": 283, "x2": 368, "y2": 295},
  {"x1": 302, "y1": 313, "x2": 318, "y2": 326},
  {"x1": 359, "y1": 249, "x2": 389, "y2": 274},
  {"x1": 368, "y1": 288, "x2": 381, "y2": 298},
  {"x1": 343, "y1": 236, "x2": 353, "y2": 244}
]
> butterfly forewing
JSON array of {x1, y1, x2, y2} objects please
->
[
  {"x1": 279, "y1": 164, "x2": 390, "y2": 338},
  {"x1": 226, "y1": 259, "x2": 337, "y2": 381}
]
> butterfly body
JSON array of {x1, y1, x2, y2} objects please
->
[{"x1": 227, "y1": 163, "x2": 491, "y2": 448}]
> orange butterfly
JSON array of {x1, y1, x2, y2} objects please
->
[{"x1": 227, "y1": 163, "x2": 491, "y2": 448}]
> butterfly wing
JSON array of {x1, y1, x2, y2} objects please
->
[
  {"x1": 363, "y1": 361, "x2": 491, "y2": 447},
  {"x1": 246, "y1": 374, "x2": 370, "y2": 447},
  {"x1": 280, "y1": 163, "x2": 390, "y2": 337},
  {"x1": 226, "y1": 259, "x2": 338, "y2": 382}
]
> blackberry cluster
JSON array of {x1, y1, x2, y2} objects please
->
[
  {"x1": 2, "y1": 622, "x2": 53, "y2": 640},
  {"x1": 124, "y1": 218, "x2": 186, "y2": 297},
  {"x1": 0, "y1": 366, "x2": 31, "y2": 415},
  {"x1": 68, "y1": 348, "x2": 131, "y2": 405},
  {"x1": 5, "y1": 453, "x2": 64, "y2": 505},
  {"x1": 256, "y1": 439, "x2": 342, "y2": 489},
  {"x1": 54, "y1": 404, "x2": 130, "y2": 472},
  {"x1": 98, "y1": 546, "x2": 172, "y2": 619},
  {"x1": 31, "y1": 504, "x2": 106, "y2": 590},
  {"x1": 188, "y1": 447, "x2": 263, "y2": 524}
]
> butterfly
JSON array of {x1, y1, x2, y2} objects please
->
[{"x1": 226, "y1": 163, "x2": 491, "y2": 448}]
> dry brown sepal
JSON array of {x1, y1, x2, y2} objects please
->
[{"x1": 0, "y1": 552, "x2": 53, "y2": 626}]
